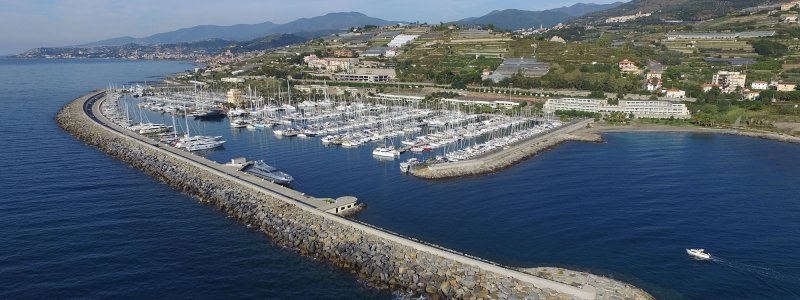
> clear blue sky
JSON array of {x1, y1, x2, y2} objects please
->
[{"x1": 0, "y1": 0, "x2": 623, "y2": 54}]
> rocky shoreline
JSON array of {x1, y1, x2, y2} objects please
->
[
  {"x1": 586, "y1": 123, "x2": 800, "y2": 144},
  {"x1": 57, "y1": 92, "x2": 653, "y2": 300}
]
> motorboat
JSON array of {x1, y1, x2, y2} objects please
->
[
  {"x1": 372, "y1": 146, "x2": 400, "y2": 158},
  {"x1": 686, "y1": 248, "x2": 711, "y2": 260},
  {"x1": 245, "y1": 160, "x2": 294, "y2": 185}
]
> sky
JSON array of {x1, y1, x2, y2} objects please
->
[{"x1": 0, "y1": 0, "x2": 622, "y2": 55}]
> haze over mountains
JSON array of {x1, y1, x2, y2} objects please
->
[
  {"x1": 77, "y1": 2, "x2": 624, "y2": 49},
  {"x1": 454, "y1": 2, "x2": 624, "y2": 29},
  {"x1": 84, "y1": 12, "x2": 401, "y2": 47}
]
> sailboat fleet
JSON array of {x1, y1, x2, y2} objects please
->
[{"x1": 101, "y1": 81, "x2": 564, "y2": 173}]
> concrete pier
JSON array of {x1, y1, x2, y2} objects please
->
[
  {"x1": 57, "y1": 91, "x2": 652, "y2": 300},
  {"x1": 411, "y1": 119, "x2": 602, "y2": 179}
]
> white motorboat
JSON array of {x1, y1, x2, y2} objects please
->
[
  {"x1": 372, "y1": 147, "x2": 400, "y2": 158},
  {"x1": 686, "y1": 248, "x2": 711, "y2": 260}
]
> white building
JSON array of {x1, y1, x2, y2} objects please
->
[
  {"x1": 712, "y1": 71, "x2": 747, "y2": 93},
  {"x1": 751, "y1": 81, "x2": 769, "y2": 90},
  {"x1": 543, "y1": 98, "x2": 691, "y2": 119},
  {"x1": 665, "y1": 88, "x2": 686, "y2": 99},
  {"x1": 387, "y1": 34, "x2": 419, "y2": 47},
  {"x1": 221, "y1": 77, "x2": 245, "y2": 83}
]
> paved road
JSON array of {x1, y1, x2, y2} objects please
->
[{"x1": 81, "y1": 92, "x2": 598, "y2": 299}]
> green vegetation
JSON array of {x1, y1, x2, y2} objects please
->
[{"x1": 751, "y1": 39, "x2": 789, "y2": 58}]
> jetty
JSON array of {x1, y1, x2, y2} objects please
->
[
  {"x1": 57, "y1": 90, "x2": 652, "y2": 299},
  {"x1": 411, "y1": 119, "x2": 602, "y2": 179}
]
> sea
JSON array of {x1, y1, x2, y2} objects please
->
[{"x1": 1, "y1": 57, "x2": 799, "y2": 299}]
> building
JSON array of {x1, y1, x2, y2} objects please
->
[
  {"x1": 665, "y1": 31, "x2": 776, "y2": 40},
  {"x1": 226, "y1": 88, "x2": 243, "y2": 106},
  {"x1": 483, "y1": 57, "x2": 550, "y2": 82},
  {"x1": 387, "y1": 34, "x2": 419, "y2": 47},
  {"x1": 221, "y1": 77, "x2": 245, "y2": 83},
  {"x1": 605, "y1": 11, "x2": 652, "y2": 23},
  {"x1": 784, "y1": 15, "x2": 799, "y2": 23},
  {"x1": 619, "y1": 59, "x2": 640, "y2": 74},
  {"x1": 712, "y1": 71, "x2": 747, "y2": 93},
  {"x1": 543, "y1": 98, "x2": 691, "y2": 119},
  {"x1": 665, "y1": 88, "x2": 686, "y2": 99},
  {"x1": 644, "y1": 77, "x2": 662, "y2": 92},
  {"x1": 703, "y1": 83, "x2": 720, "y2": 92},
  {"x1": 332, "y1": 49, "x2": 355, "y2": 58},
  {"x1": 549, "y1": 36, "x2": 566, "y2": 43},
  {"x1": 361, "y1": 47, "x2": 391, "y2": 57},
  {"x1": 334, "y1": 68, "x2": 396, "y2": 82},
  {"x1": 303, "y1": 55, "x2": 359, "y2": 72},
  {"x1": 777, "y1": 82, "x2": 797, "y2": 92},
  {"x1": 751, "y1": 81, "x2": 769, "y2": 90},
  {"x1": 744, "y1": 89, "x2": 761, "y2": 100}
]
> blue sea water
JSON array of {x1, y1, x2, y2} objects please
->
[
  {"x1": 0, "y1": 58, "x2": 390, "y2": 299},
  {"x1": 2, "y1": 58, "x2": 800, "y2": 299}
]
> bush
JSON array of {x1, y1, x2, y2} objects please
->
[{"x1": 752, "y1": 40, "x2": 789, "y2": 57}]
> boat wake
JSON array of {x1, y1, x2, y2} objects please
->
[{"x1": 711, "y1": 257, "x2": 800, "y2": 284}]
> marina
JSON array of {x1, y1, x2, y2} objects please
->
[{"x1": 104, "y1": 85, "x2": 568, "y2": 175}]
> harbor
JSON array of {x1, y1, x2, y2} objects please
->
[
  {"x1": 59, "y1": 89, "x2": 653, "y2": 299},
  {"x1": 103, "y1": 84, "x2": 574, "y2": 181}
]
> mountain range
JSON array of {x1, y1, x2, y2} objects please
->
[
  {"x1": 454, "y1": 2, "x2": 625, "y2": 30},
  {"x1": 83, "y1": 12, "x2": 402, "y2": 47},
  {"x1": 579, "y1": 0, "x2": 782, "y2": 21}
]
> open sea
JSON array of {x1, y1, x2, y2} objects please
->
[{"x1": 1, "y1": 57, "x2": 800, "y2": 299}]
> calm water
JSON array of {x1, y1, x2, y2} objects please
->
[
  {"x1": 0, "y1": 58, "x2": 390, "y2": 299},
  {"x1": 2, "y1": 58, "x2": 800, "y2": 299}
]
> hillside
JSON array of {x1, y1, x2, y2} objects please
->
[
  {"x1": 454, "y1": 2, "x2": 624, "y2": 30},
  {"x1": 82, "y1": 12, "x2": 400, "y2": 47},
  {"x1": 581, "y1": 0, "x2": 784, "y2": 21}
]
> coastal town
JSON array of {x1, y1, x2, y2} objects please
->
[{"x1": 7, "y1": 0, "x2": 800, "y2": 300}]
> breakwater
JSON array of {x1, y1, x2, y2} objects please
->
[
  {"x1": 57, "y1": 91, "x2": 652, "y2": 299},
  {"x1": 412, "y1": 119, "x2": 602, "y2": 180}
]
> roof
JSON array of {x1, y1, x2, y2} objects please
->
[
  {"x1": 667, "y1": 88, "x2": 684, "y2": 92},
  {"x1": 620, "y1": 59, "x2": 634, "y2": 64}
]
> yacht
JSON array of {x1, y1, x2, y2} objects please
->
[
  {"x1": 245, "y1": 160, "x2": 294, "y2": 185},
  {"x1": 372, "y1": 146, "x2": 400, "y2": 158},
  {"x1": 400, "y1": 157, "x2": 420, "y2": 173},
  {"x1": 192, "y1": 109, "x2": 226, "y2": 120},
  {"x1": 183, "y1": 139, "x2": 226, "y2": 152},
  {"x1": 686, "y1": 249, "x2": 712, "y2": 260}
]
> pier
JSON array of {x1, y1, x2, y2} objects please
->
[
  {"x1": 411, "y1": 119, "x2": 601, "y2": 179},
  {"x1": 57, "y1": 90, "x2": 652, "y2": 299}
]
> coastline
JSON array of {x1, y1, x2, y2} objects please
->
[
  {"x1": 411, "y1": 120, "x2": 800, "y2": 180},
  {"x1": 585, "y1": 123, "x2": 800, "y2": 144},
  {"x1": 57, "y1": 91, "x2": 653, "y2": 299}
]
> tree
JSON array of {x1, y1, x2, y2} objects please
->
[{"x1": 752, "y1": 39, "x2": 789, "y2": 57}]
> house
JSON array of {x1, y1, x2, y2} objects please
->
[
  {"x1": 703, "y1": 83, "x2": 720, "y2": 92},
  {"x1": 784, "y1": 15, "x2": 799, "y2": 23},
  {"x1": 751, "y1": 81, "x2": 769, "y2": 90},
  {"x1": 744, "y1": 89, "x2": 761, "y2": 100},
  {"x1": 619, "y1": 59, "x2": 640, "y2": 74},
  {"x1": 777, "y1": 82, "x2": 797, "y2": 92},
  {"x1": 665, "y1": 88, "x2": 686, "y2": 99},
  {"x1": 644, "y1": 77, "x2": 662, "y2": 91}
]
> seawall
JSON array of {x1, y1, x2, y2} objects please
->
[
  {"x1": 411, "y1": 119, "x2": 601, "y2": 180},
  {"x1": 57, "y1": 91, "x2": 652, "y2": 300}
]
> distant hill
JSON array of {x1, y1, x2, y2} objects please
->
[
  {"x1": 454, "y1": 2, "x2": 624, "y2": 30},
  {"x1": 580, "y1": 0, "x2": 782, "y2": 21},
  {"x1": 82, "y1": 12, "x2": 401, "y2": 47}
]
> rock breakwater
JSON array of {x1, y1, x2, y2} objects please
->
[{"x1": 56, "y1": 92, "x2": 652, "y2": 300}]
